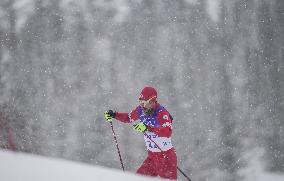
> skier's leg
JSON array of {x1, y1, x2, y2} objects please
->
[
  {"x1": 157, "y1": 148, "x2": 177, "y2": 180},
  {"x1": 136, "y1": 154, "x2": 157, "y2": 177}
]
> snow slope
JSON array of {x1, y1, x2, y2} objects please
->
[
  {"x1": 0, "y1": 150, "x2": 163, "y2": 181},
  {"x1": 1, "y1": 150, "x2": 284, "y2": 181}
]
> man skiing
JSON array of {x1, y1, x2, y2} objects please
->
[{"x1": 104, "y1": 86, "x2": 177, "y2": 180}]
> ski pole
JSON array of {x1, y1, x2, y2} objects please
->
[
  {"x1": 143, "y1": 132, "x2": 191, "y2": 181},
  {"x1": 110, "y1": 121, "x2": 125, "y2": 171}
]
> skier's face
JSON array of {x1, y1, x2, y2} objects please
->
[{"x1": 139, "y1": 97, "x2": 156, "y2": 111}]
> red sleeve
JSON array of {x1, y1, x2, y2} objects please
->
[
  {"x1": 147, "y1": 110, "x2": 172, "y2": 138},
  {"x1": 115, "y1": 107, "x2": 139, "y2": 123}
]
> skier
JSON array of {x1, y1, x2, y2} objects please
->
[{"x1": 104, "y1": 86, "x2": 177, "y2": 180}]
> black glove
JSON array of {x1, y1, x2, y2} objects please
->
[{"x1": 104, "y1": 110, "x2": 116, "y2": 122}]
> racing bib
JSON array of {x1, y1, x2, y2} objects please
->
[{"x1": 143, "y1": 131, "x2": 173, "y2": 152}]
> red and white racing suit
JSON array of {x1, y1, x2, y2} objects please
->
[{"x1": 115, "y1": 104, "x2": 177, "y2": 180}]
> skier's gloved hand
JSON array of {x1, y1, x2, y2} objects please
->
[
  {"x1": 133, "y1": 122, "x2": 147, "y2": 133},
  {"x1": 104, "y1": 110, "x2": 116, "y2": 122}
]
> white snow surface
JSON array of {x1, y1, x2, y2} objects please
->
[
  {"x1": 1, "y1": 150, "x2": 284, "y2": 181},
  {"x1": 0, "y1": 150, "x2": 164, "y2": 181}
]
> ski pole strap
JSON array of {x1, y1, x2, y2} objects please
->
[
  {"x1": 143, "y1": 132, "x2": 191, "y2": 181},
  {"x1": 110, "y1": 122, "x2": 125, "y2": 171}
]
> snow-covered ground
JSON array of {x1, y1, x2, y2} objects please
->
[
  {"x1": 0, "y1": 150, "x2": 283, "y2": 181},
  {"x1": 0, "y1": 150, "x2": 162, "y2": 181}
]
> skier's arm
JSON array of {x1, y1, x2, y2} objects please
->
[
  {"x1": 115, "y1": 112, "x2": 131, "y2": 123},
  {"x1": 147, "y1": 111, "x2": 172, "y2": 138},
  {"x1": 115, "y1": 107, "x2": 139, "y2": 123}
]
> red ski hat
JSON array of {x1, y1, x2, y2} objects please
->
[{"x1": 139, "y1": 86, "x2": 157, "y2": 101}]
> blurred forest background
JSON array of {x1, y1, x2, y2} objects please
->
[{"x1": 0, "y1": 0, "x2": 283, "y2": 180}]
